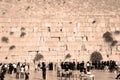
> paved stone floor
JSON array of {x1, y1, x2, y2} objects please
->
[{"x1": 4, "y1": 69, "x2": 118, "y2": 80}]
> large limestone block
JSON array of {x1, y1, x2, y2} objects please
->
[
  {"x1": 39, "y1": 46, "x2": 49, "y2": 51},
  {"x1": 67, "y1": 36, "x2": 75, "y2": 42}
]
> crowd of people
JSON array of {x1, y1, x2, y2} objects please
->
[
  {"x1": 0, "y1": 62, "x2": 30, "y2": 80},
  {"x1": 0, "y1": 60, "x2": 119, "y2": 80},
  {"x1": 0, "y1": 62, "x2": 48, "y2": 80},
  {"x1": 60, "y1": 60, "x2": 118, "y2": 72},
  {"x1": 59, "y1": 60, "x2": 120, "y2": 79}
]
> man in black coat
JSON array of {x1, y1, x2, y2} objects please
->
[
  {"x1": 0, "y1": 69, "x2": 5, "y2": 80},
  {"x1": 41, "y1": 62, "x2": 46, "y2": 80}
]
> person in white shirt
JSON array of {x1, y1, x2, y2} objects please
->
[
  {"x1": 86, "y1": 61, "x2": 91, "y2": 72},
  {"x1": 13, "y1": 63, "x2": 17, "y2": 73},
  {"x1": 20, "y1": 66, "x2": 25, "y2": 79}
]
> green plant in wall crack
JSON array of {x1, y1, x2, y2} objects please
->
[
  {"x1": 9, "y1": 31, "x2": 14, "y2": 35},
  {"x1": 103, "y1": 31, "x2": 113, "y2": 55},
  {"x1": 114, "y1": 30, "x2": 120, "y2": 35},
  {"x1": 21, "y1": 27, "x2": 25, "y2": 31},
  {"x1": 103, "y1": 31, "x2": 112, "y2": 37},
  {"x1": 33, "y1": 53, "x2": 44, "y2": 61},
  {"x1": 64, "y1": 53, "x2": 71, "y2": 61},
  {"x1": 90, "y1": 51, "x2": 103, "y2": 62},
  {"x1": 111, "y1": 40, "x2": 118, "y2": 47},
  {"x1": 5, "y1": 56, "x2": 8, "y2": 59},
  {"x1": 9, "y1": 45, "x2": 16, "y2": 50},
  {"x1": 103, "y1": 31, "x2": 118, "y2": 55},
  {"x1": 103, "y1": 31, "x2": 113, "y2": 42},
  {"x1": 1, "y1": 36, "x2": 9, "y2": 43},
  {"x1": 20, "y1": 32, "x2": 26, "y2": 37},
  {"x1": 20, "y1": 27, "x2": 26, "y2": 37}
]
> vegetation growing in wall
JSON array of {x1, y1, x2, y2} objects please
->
[
  {"x1": 20, "y1": 32, "x2": 26, "y2": 37},
  {"x1": 90, "y1": 51, "x2": 103, "y2": 62},
  {"x1": 60, "y1": 28, "x2": 62, "y2": 32},
  {"x1": 65, "y1": 53, "x2": 71, "y2": 60},
  {"x1": 107, "y1": 54, "x2": 109, "y2": 58},
  {"x1": 9, "y1": 31, "x2": 14, "y2": 35},
  {"x1": 114, "y1": 30, "x2": 120, "y2": 35},
  {"x1": 33, "y1": 53, "x2": 44, "y2": 61},
  {"x1": 9, "y1": 45, "x2": 16, "y2": 50},
  {"x1": 20, "y1": 27, "x2": 26, "y2": 37},
  {"x1": 21, "y1": 27, "x2": 25, "y2": 31},
  {"x1": 5, "y1": 56, "x2": 8, "y2": 59},
  {"x1": 1, "y1": 36, "x2": 9, "y2": 43},
  {"x1": 111, "y1": 40, "x2": 118, "y2": 46},
  {"x1": 103, "y1": 31, "x2": 113, "y2": 42},
  {"x1": 48, "y1": 27, "x2": 51, "y2": 32},
  {"x1": 92, "y1": 20, "x2": 96, "y2": 24},
  {"x1": 103, "y1": 31, "x2": 119, "y2": 55}
]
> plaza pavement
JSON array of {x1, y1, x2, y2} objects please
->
[{"x1": 4, "y1": 69, "x2": 117, "y2": 80}]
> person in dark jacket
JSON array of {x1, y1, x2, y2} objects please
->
[
  {"x1": 41, "y1": 62, "x2": 46, "y2": 80},
  {"x1": 9, "y1": 63, "x2": 14, "y2": 74},
  {"x1": 25, "y1": 72, "x2": 29, "y2": 80},
  {"x1": 0, "y1": 70, "x2": 5, "y2": 80}
]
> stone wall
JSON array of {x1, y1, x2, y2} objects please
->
[{"x1": 0, "y1": 0, "x2": 120, "y2": 62}]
